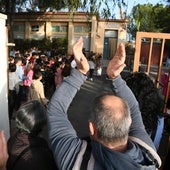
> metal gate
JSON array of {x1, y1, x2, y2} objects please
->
[{"x1": 133, "y1": 32, "x2": 170, "y2": 112}]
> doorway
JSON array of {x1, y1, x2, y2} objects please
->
[{"x1": 103, "y1": 30, "x2": 118, "y2": 60}]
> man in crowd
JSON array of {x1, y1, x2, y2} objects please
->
[{"x1": 47, "y1": 37, "x2": 161, "y2": 169}]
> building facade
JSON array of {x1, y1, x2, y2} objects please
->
[{"x1": 11, "y1": 12, "x2": 127, "y2": 60}]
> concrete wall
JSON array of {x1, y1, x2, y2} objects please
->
[{"x1": 0, "y1": 13, "x2": 10, "y2": 140}]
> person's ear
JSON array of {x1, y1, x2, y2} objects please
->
[{"x1": 89, "y1": 121, "x2": 95, "y2": 136}]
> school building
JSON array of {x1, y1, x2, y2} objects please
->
[{"x1": 11, "y1": 12, "x2": 128, "y2": 60}]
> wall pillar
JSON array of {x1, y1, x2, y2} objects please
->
[
  {"x1": 68, "y1": 22, "x2": 74, "y2": 54},
  {"x1": 45, "y1": 21, "x2": 52, "y2": 39},
  {"x1": 25, "y1": 21, "x2": 30, "y2": 39},
  {"x1": 0, "y1": 13, "x2": 10, "y2": 140},
  {"x1": 90, "y1": 16, "x2": 97, "y2": 52}
]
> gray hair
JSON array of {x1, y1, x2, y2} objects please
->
[{"x1": 89, "y1": 93, "x2": 131, "y2": 144}]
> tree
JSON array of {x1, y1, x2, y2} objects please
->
[
  {"x1": 0, "y1": 0, "x2": 127, "y2": 18},
  {"x1": 127, "y1": 3, "x2": 168, "y2": 40}
]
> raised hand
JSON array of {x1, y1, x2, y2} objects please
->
[
  {"x1": 73, "y1": 37, "x2": 89, "y2": 75},
  {"x1": 0, "y1": 131, "x2": 8, "y2": 170},
  {"x1": 106, "y1": 43, "x2": 126, "y2": 79}
]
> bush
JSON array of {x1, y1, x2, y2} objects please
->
[{"x1": 14, "y1": 37, "x2": 68, "y2": 54}]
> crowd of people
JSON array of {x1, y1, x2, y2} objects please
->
[{"x1": 1, "y1": 37, "x2": 170, "y2": 169}]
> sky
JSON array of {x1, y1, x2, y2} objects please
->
[{"x1": 115, "y1": 0, "x2": 166, "y2": 18}]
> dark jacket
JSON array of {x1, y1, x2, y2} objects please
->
[{"x1": 7, "y1": 131, "x2": 57, "y2": 170}]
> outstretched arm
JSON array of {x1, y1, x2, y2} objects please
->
[
  {"x1": 47, "y1": 37, "x2": 89, "y2": 169},
  {"x1": 106, "y1": 43, "x2": 155, "y2": 149}
]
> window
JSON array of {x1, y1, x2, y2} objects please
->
[
  {"x1": 74, "y1": 25, "x2": 89, "y2": 33},
  {"x1": 52, "y1": 25, "x2": 68, "y2": 32},
  {"x1": 13, "y1": 24, "x2": 25, "y2": 32},
  {"x1": 31, "y1": 25, "x2": 39, "y2": 32}
]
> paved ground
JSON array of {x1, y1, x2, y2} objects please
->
[{"x1": 67, "y1": 74, "x2": 112, "y2": 138}]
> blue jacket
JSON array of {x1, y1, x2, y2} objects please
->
[{"x1": 47, "y1": 69, "x2": 161, "y2": 170}]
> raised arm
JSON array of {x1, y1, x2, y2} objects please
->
[
  {"x1": 106, "y1": 43, "x2": 155, "y2": 149},
  {"x1": 47, "y1": 37, "x2": 89, "y2": 169}
]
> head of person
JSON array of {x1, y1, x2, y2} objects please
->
[
  {"x1": 15, "y1": 100, "x2": 47, "y2": 136},
  {"x1": 89, "y1": 93, "x2": 132, "y2": 147},
  {"x1": 33, "y1": 70, "x2": 43, "y2": 80},
  {"x1": 124, "y1": 72, "x2": 164, "y2": 134},
  {"x1": 14, "y1": 56, "x2": 22, "y2": 66},
  {"x1": 9, "y1": 63, "x2": 16, "y2": 72}
]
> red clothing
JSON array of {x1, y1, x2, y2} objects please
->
[
  {"x1": 23, "y1": 70, "x2": 33, "y2": 86},
  {"x1": 161, "y1": 73, "x2": 170, "y2": 97}
]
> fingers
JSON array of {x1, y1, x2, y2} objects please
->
[
  {"x1": 0, "y1": 131, "x2": 8, "y2": 169},
  {"x1": 106, "y1": 43, "x2": 126, "y2": 79},
  {"x1": 115, "y1": 43, "x2": 126, "y2": 61},
  {"x1": 72, "y1": 37, "x2": 89, "y2": 75},
  {"x1": 0, "y1": 131, "x2": 8, "y2": 155}
]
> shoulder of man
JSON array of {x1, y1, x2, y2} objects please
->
[{"x1": 129, "y1": 136, "x2": 161, "y2": 169}]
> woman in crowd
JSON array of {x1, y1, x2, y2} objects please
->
[
  {"x1": 23, "y1": 62, "x2": 34, "y2": 102},
  {"x1": 124, "y1": 72, "x2": 164, "y2": 150},
  {"x1": 29, "y1": 70, "x2": 49, "y2": 106},
  {"x1": 6, "y1": 100, "x2": 57, "y2": 170}
]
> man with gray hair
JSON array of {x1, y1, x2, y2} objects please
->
[{"x1": 47, "y1": 37, "x2": 161, "y2": 169}]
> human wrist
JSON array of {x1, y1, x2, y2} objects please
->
[{"x1": 106, "y1": 74, "x2": 118, "y2": 80}]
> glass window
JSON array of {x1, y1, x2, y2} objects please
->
[
  {"x1": 74, "y1": 26, "x2": 89, "y2": 33},
  {"x1": 13, "y1": 24, "x2": 25, "y2": 32},
  {"x1": 31, "y1": 25, "x2": 39, "y2": 32},
  {"x1": 52, "y1": 26, "x2": 68, "y2": 32},
  {"x1": 104, "y1": 30, "x2": 118, "y2": 38}
]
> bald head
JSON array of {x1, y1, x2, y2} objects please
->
[{"x1": 89, "y1": 93, "x2": 132, "y2": 145}]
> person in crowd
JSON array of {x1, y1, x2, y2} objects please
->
[
  {"x1": 62, "y1": 60, "x2": 71, "y2": 78},
  {"x1": 23, "y1": 62, "x2": 34, "y2": 102},
  {"x1": 6, "y1": 100, "x2": 57, "y2": 170},
  {"x1": 96, "y1": 54, "x2": 102, "y2": 76},
  {"x1": 124, "y1": 72, "x2": 164, "y2": 150},
  {"x1": 160, "y1": 71, "x2": 170, "y2": 114},
  {"x1": 0, "y1": 131, "x2": 8, "y2": 170},
  {"x1": 54, "y1": 62, "x2": 63, "y2": 89},
  {"x1": 29, "y1": 70, "x2": 49, "y2": 106},
  {"x1": 8, "y1": 63, "x2": 20, "y2": 119},
  {"x1": 46, "y1": 37, "x2": 161, "y2": 169},
  {"x1": 88, "y1": 57, "x2": 95, "y2": 81},
  {"x1": 14, "y1": 57, "x2": 24, "y2": 110},
  {"x1": 8, "y1": 56, "x2": 15, "y2": 64},
  {"x1": 29, "y1": 52, "x2": 38, "y2": 65},
  {"x1": 14, "y1": 57, "x2": 24, "y2": 82}
]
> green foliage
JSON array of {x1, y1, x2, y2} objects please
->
[
  {"x1": 154, "y1": 5, "x2": 170, "y2": 33},
  {"x1": 127, "y1": 3, "x2": 170, "y2": 39},
  {"x1": 0, "y1": 0, "x2": 127, "y2": 18},
  {"x1": 52, "y1": 37, "x2": 68, "y2": 54},
  {"x1": 14, "y1": 37, "x2": 68, "y2": 54}
]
